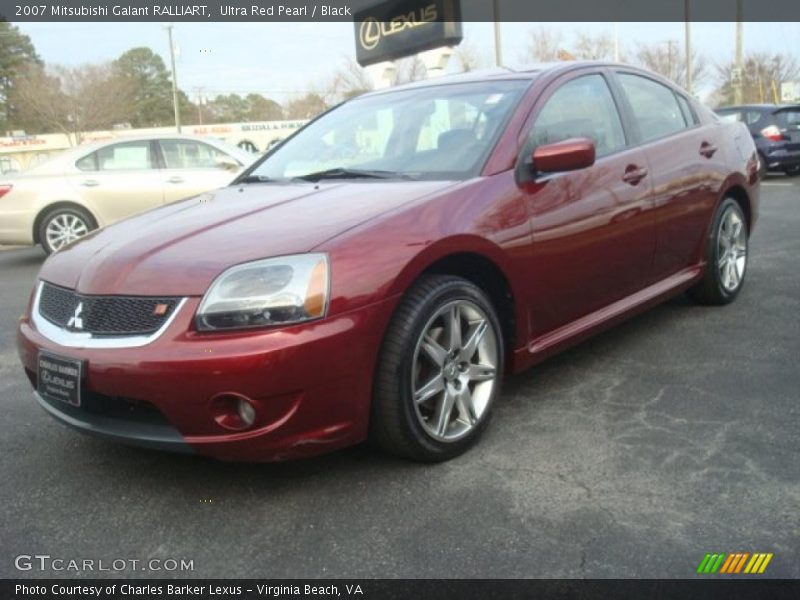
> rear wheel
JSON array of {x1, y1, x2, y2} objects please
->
[
  {"x1": 688, "y1": 198, "x2": 748, "y2": 305},
  {"x1": 371, "y1": 275, "x2": 504, "y2": 461},
  {"x1": 784, "y1": 164, "x2": 800, "y2": 177},
  {"x1": 39, "y1": 206, "x2": 96, "y2": 254}
]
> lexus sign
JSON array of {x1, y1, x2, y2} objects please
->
[{"x1": 354, "y1": 0, "x2": 463, "y2": 67}]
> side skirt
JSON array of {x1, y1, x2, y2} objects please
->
[{"x1": 512, "y1": 264, "x2": 704, "y2": 372}]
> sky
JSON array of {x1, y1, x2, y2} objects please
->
[{"x1": 15, "y1": 21, "x2": 800, "y2": 103}]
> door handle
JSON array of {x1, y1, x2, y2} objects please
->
[
  {"x1": 699, "y1": 142, "x2": 718, "y2": 158},
  {"x1": 622, "y1": 166, "x2": 648, "y2": 185},
  {"x1": 80, "y1": 179, "x2": 99, "y2": 187},
  {"x1": 167, "y1": 176, "x2": 184, "y2": 184}
]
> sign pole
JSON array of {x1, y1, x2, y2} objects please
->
[{"x1": 493, "y1": 0, "x2": 503, "y2": 67}]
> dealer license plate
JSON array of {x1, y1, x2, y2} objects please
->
[{"x1": 37, "y1": 352, "x2": 82, "y2": 407}]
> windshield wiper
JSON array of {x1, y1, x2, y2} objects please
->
[
  {"x1": 237, "y1": 174, "x2": 274, "y2": 184},
  {"x1": 293, "y1": 168, "x2": 413, "y2": 182}
]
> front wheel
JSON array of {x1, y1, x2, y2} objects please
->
[
  {"x1": 39, "y1": 206, "x2": 97, "y2": 254},
  {"x1": 371, "y1": 275, "x2": 504, "y2": 461},
  {"x1": 688, "y1": 198, "x2": 748, "y2": 305}
]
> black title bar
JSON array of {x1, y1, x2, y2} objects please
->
[
  {"x1": 2, "y1": 0, "x2": 800, "y2": 22},
  {"x1": 4, "y1": 579, "x2": 800, "y2": 600}
]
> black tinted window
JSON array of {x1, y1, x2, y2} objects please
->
[
  {"x1": 776, "y1": 109, "x2": 800, "y2": 131},
  {"x1": 530, "y1": 74, "x2": 626, "y2": 158},
  {"x1": 618, "y1": 73, "x2": 687, "y2": 142}
]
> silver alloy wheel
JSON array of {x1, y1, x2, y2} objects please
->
[
  {"x1": 45, "y1": 213, "x2": 89, "y2": 251},
  {"x1": 411, "y1": 300, "x2": 499, "y2": 442},
  {"x1": 717, "y1": 205, "x2": 747, "y2": 293}
]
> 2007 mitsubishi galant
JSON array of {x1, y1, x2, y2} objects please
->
[{"x1": 17, "y1": 63, "x2": 760, "y2": 462}]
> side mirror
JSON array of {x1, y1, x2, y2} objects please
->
[
  {"x1": 215, "y1": 156, "x2": 240, "y2": 172},
  {"x1": 531, "y1": 138, "x2": 596, "y2": 174}
]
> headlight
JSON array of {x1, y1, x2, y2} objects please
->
[{"x1": 196, "y1": 254, "x2": 329, "y2": 331}]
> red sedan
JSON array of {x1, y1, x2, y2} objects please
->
[{"x1": 17, "y1": 63, "x2": 759, "y2": 462}]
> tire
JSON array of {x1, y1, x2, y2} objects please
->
[
  {"x1": 38, "y1": 206, "x2": 97, "y2": 255},
  {"x1": 371, "y1": 275, "x2": 504, "y2": 462},
  {"x1": 783, "y1": 164, "x2": 800, "y2": 177},
  {"x1": 757, "y1": 152, "x2": 767, "y2": 179},
  {"x1": 687, "y1": 198, "x2": 749, "y2": 305}
]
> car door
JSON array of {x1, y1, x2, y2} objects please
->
[
  {"x1": 613, "y1": 71, "x2": 724, "y2": 280},
  {"x1": 156, "y1": 139, "x2": 243, "y2": 204},
  {"x1": 520, "y1": 71, "x2": 657, "y2": 336},
  {"x1": 69, "y1": 139, "x2": 164, "y2": 226}
]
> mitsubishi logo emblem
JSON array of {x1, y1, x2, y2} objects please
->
[{"x1": 67, "y1": 302, "x2": 84, "y2": 330}]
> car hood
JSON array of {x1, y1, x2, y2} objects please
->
[{"x1": 39, "y1": 180, "x2": 456, "y2": 296}]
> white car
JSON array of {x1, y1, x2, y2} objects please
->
[{"x1": 0, "y1": 134, "x2": 255, "y2": 253}]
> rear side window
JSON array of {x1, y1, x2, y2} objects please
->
[
  {"x1": 618, "y1": 73, "x2": 688, "y2": 142},
  {"x1": 529, "y1": 74, "x2": 626, "y2": 158},
  {"x1": 93, "y1": 141, "x2": 154, "y2": 171},
  {"x1": 775, "y1": 109, "x2": 800, "y2": 131},
  {"x1": 745, "y1": 111, "x2": 764, "y2": 125},
  {"x1": 159, "y1": 139, "x2": 233, "y2": 169}
]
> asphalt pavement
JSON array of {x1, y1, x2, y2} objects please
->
[{"x1": 1, "y1": 178, "x2": 798, "y2": 579}]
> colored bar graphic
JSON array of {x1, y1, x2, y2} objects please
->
[
  {"x1": 759, "y1": 553, "x2": 773, "y2": 574},
  {"x1": 719, "y1": 553, "x2": 736, "y2": 574},
  {"x1": 696, "y1": 554, "x2": 712, "y2": 574},
  {"x1": 735, "y1": 553, "x2": 750, "y2": 573},
  {"x1": 744, "y1": 554, "x2": 769, "y2": 574},
  {"x1": 711, "y1": 554, "x2": 725, "y2": 573},
  {"x1": 698, "y1": 552, "x2": 773, "y2": 575},
  {"x1": 721, "y1": 553, "x2": 739, "y2": 574}
]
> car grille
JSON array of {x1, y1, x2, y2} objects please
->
[{"x1": 38, "y1": 282, "x2": 180, "y2": 337}]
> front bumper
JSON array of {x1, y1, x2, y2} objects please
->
[{"x1": 17, "y1": 296, "x2": 397, "y2": 461}]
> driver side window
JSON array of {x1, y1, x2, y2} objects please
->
[{"x1": 529, "y1": 74, "x2": 626, "y2": 158}]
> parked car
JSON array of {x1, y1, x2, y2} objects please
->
[
  {"x1": 18, "y1": 63, "x2": 759, "y2": 463},
  {"x1": 715, "y1": 104, "x2": 800, "y2": 177},
  {"x1": 0, "y1": 134, "x2": 254, "y2": 254}
]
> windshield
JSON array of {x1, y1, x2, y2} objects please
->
[{"x1": 245, "y1": 79, "x2": 530, "y2": 182}]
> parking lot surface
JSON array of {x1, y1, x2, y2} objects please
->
[{"x1": 1, "y1": 179, "x2": 798, "y2": 578}]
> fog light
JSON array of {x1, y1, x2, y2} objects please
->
[
  {"x1": 237, "y1": 398, "x2": 256, "y2": 427},
  {"x1": 210, "y1": 393, "x2": 258, "y2": 431}
]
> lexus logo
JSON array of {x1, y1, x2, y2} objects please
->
[
  {"x1": 358, "y1": 3, "x2": 439, "y2": 51},
  {"x1": 359, "y1": 17, "x2": 381, "y2": 50},
  {"x1": 67, "y1": 302, "x2": 84, "y2": 330}
]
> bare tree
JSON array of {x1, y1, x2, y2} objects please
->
[
  {"x1": 453, "y1": 41, "x2": 490, "y2": 73},
  {"x1": 13, "y1": 63, "x2": 134, "y2": 143},
  {"x1": 572, "y1": 31, "x2": 617, "y2": 61},
  {"x1": 326, "y1": 58, "x2": 373, "y2": 104},
  {"x1": 522, "y1": 28, "x2": 564, "y2": 63},
  {"x1": 713, "y1": 52, "x2": 800, "y2": 106},
  {"x1": 392, "y1": 56, "x2": 427, "y2": 85},
  {"x1": 635, "y1": 41, "x2": 709, "y2": 89}
]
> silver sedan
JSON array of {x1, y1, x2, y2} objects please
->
[{"x1": 0, "y1": 134, "x2": 255, "y2": 253}]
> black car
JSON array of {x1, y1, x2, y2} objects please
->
[{"x1": 715, "y1": 104, "x2": 800, "y2": 177}]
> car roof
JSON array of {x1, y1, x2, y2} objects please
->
[
  {"x1": 73, "y1": 133, "x2": 229, "y2": 154},
  {"x1": 716, "y1": 104, "x2": 800, "y2": 112},
  {"x1": 357, "y1": 61, "x2": 648, "y2": 98}
]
